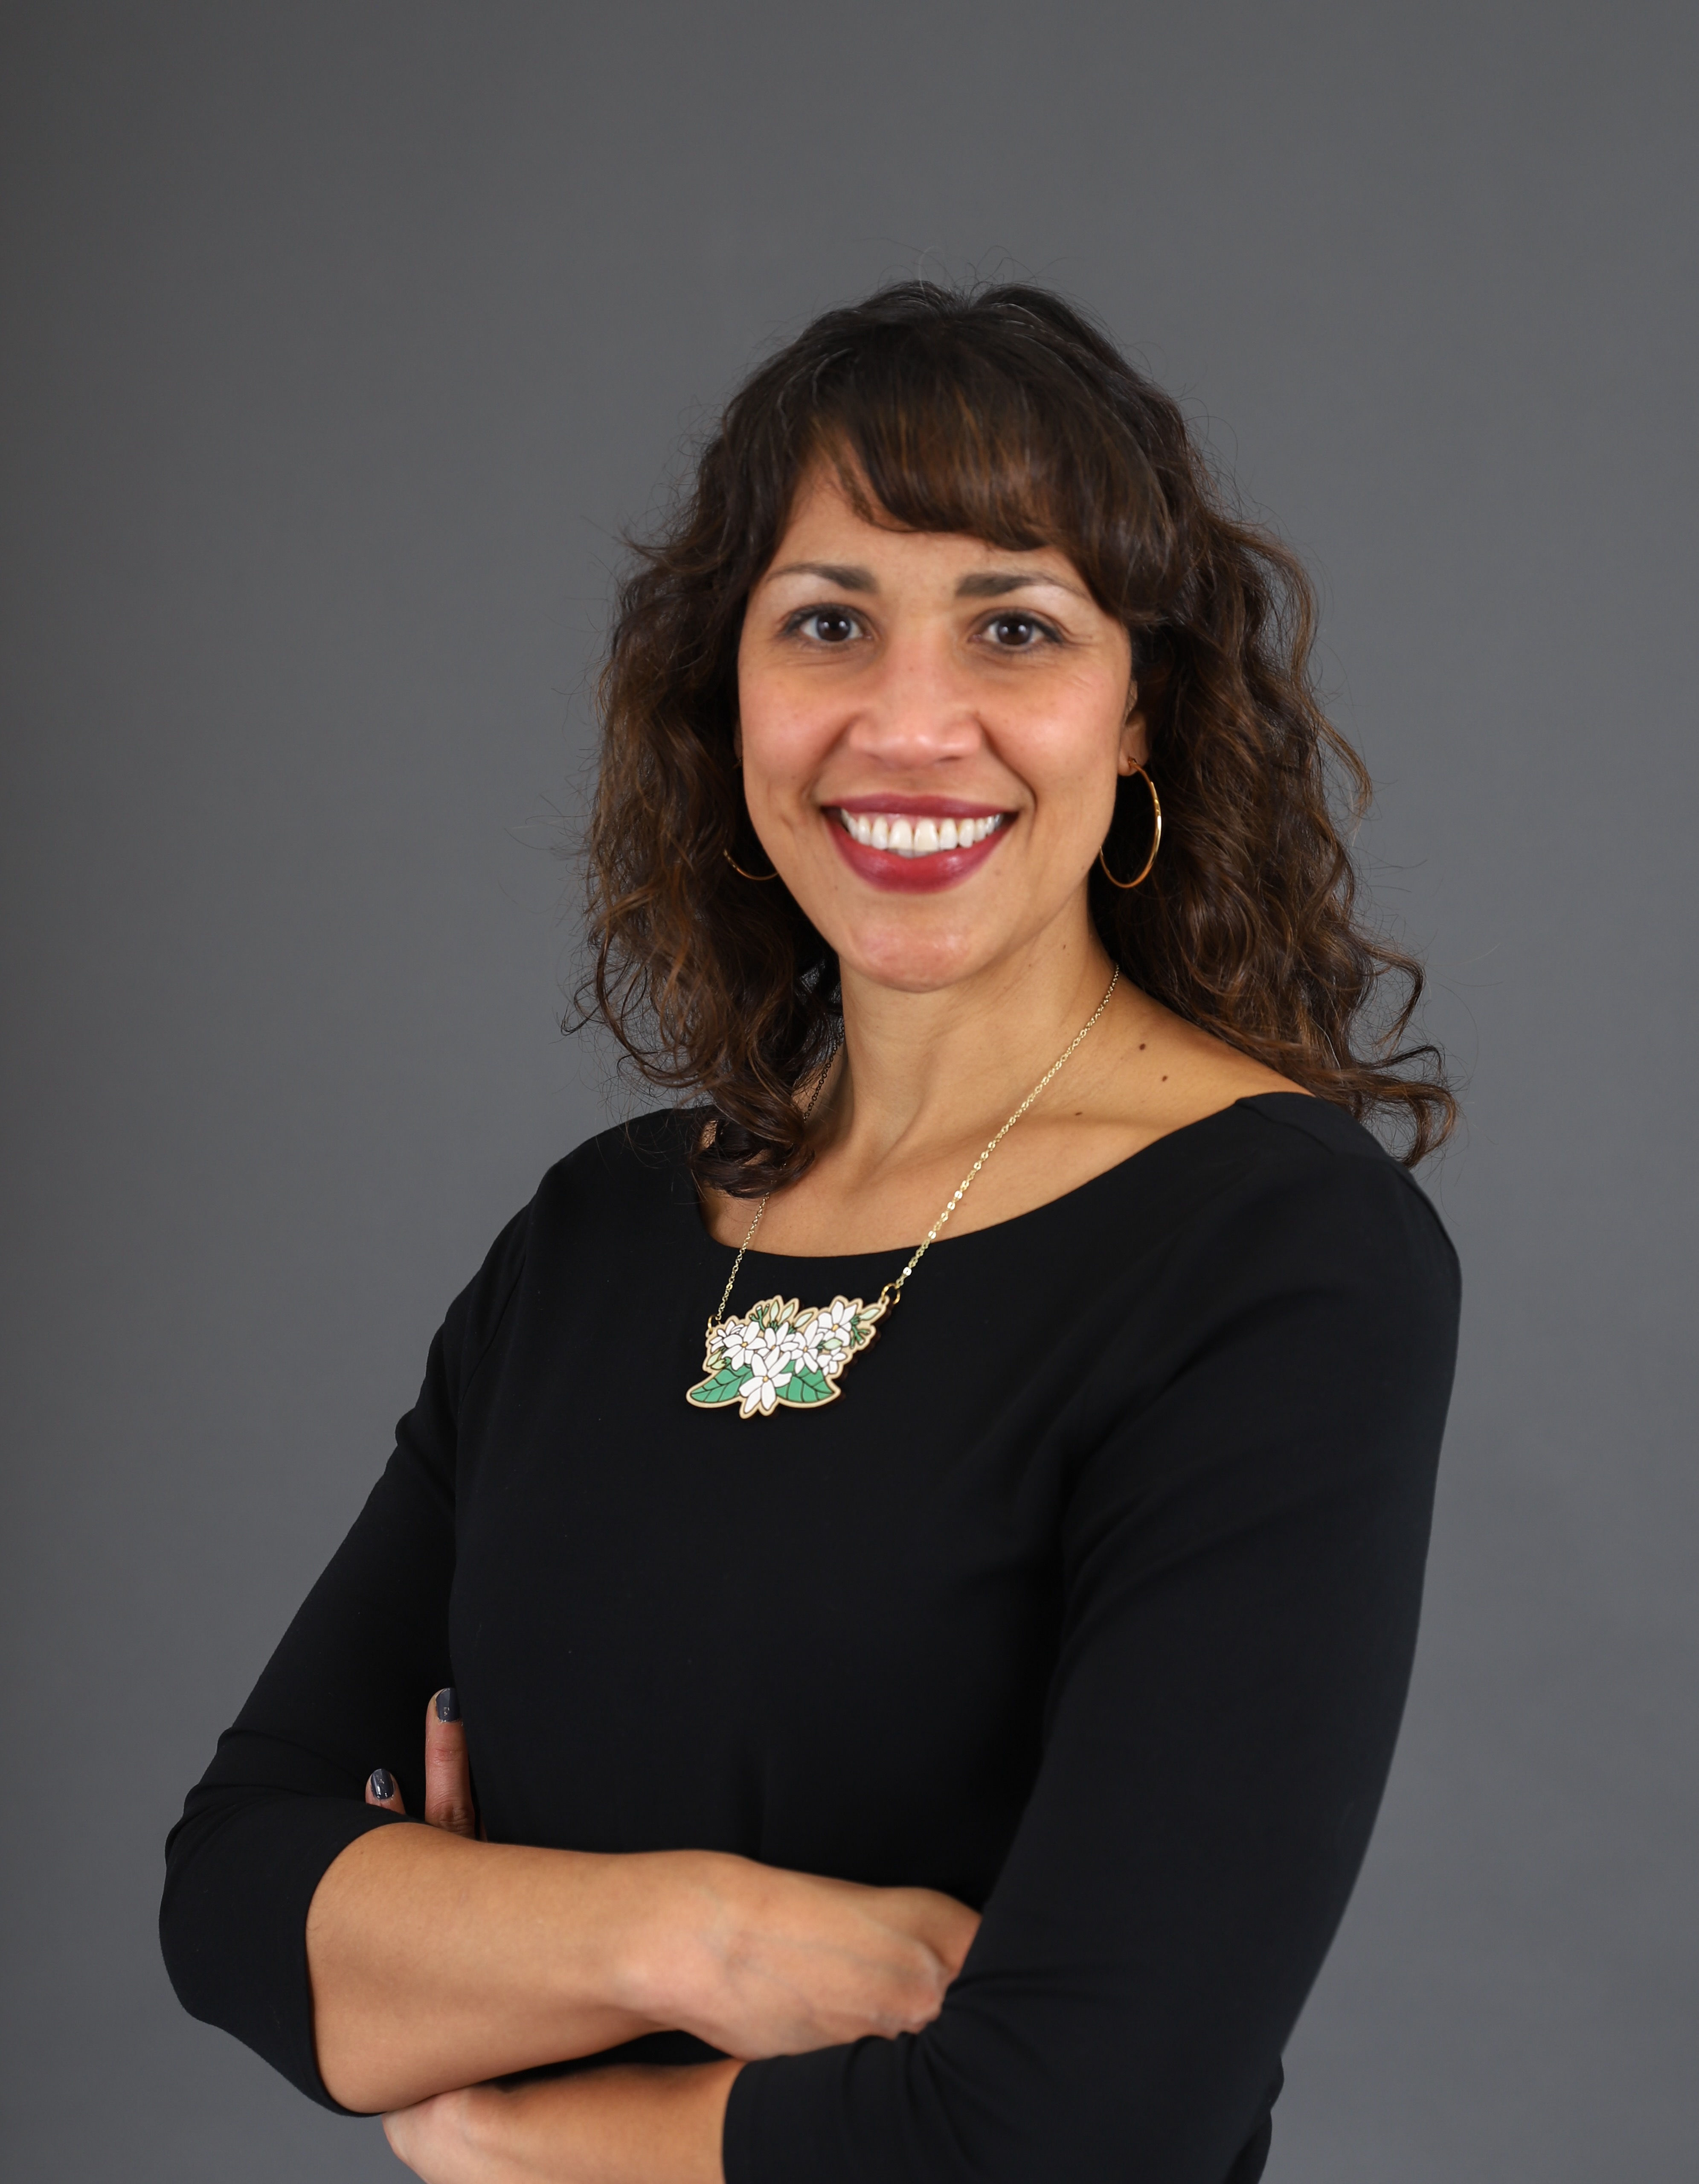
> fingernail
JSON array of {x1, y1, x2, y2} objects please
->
[
  {"x1": 369, "y1": 1767, "x2": 395, "y2": 1800},
  {"x1": 435, "y1": 1687, "x2": 460, "y2": 1722}
]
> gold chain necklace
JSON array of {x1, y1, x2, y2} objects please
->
[{"x1": 687, "y1": 967, "x2": 1119, "y2": 1418}]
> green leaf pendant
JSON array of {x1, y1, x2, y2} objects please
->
[
  {"x1": 687, "y1": 972, "x2": 1120, "y2": 1421},
  {"x1": 686, "y1": 1292, "x2": 889, "y2": 1417}
]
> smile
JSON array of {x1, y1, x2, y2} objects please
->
[
  {"x1": 825, "y1": 802, "x2": 1014, "y2": 894},
  {"x1": 834, "y1": 809, "x2": 1007, "y2": 857}
]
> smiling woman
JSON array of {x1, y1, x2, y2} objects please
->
[
  {"x1": 162, "y1": 285, "x2": 1461, "y2": 2184},
  {"x1": 738, "y1": 481, "x2": 1136, "y2": 955},
  {"x1": 587, "y1": 284, "x2": 1453, "y2": 1209}
]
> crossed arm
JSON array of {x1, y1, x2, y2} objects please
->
[
  {"x1": 308, "y1": 1695, "x2": 981, "y2": 2183},
  {"x1": 179, "y1": 1158, "x2": 1453, "y2": 2184}
]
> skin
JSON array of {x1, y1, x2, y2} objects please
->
[
  {"x1": 708, "y1": 462, "x2": 1299, "y2": 1260},
  {"x1": 329, "y1": 461, "x2": 1302, "y2": 2182},
  {"x1": 311, "y1": 1704, "x2": 976, "y2": 2104}
]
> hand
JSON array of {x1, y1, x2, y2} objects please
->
[
  {"x1": 366, "y1": 1688, "x2": 481, "y2": 1837},
  {"x1": 383, "y1": 2085, "x2": 509, "y2": 2184},
  {"x1": 624, "y1": 1853, "x2": 981, "y2": 2059},
  {"x1": 367, "y1": 1699, "x2": 981, "y2": 2060},
  {"x1": 384, "y1": 2066, "x2": 740, "y2": 2184}
]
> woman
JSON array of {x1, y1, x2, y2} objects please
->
[{"x1": 162, "y1": 283, "x2": 1459, "y2": 2184}]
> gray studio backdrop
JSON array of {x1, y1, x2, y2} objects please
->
[{"x1": 3, "y1": 4, "x2": 1694, "y2": 2178}]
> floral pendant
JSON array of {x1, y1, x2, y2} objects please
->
[{"x1": 686, "y1": 1292, "x2": 889, "y2": 1418}]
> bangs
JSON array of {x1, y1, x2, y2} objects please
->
[
  {"x1": 589, "y1": 279, "x2": 1456, "y2": 1179},
  {"x1": 796, "y1": 322, "x2": 1173, "y2": 620}
]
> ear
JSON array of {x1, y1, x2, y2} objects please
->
[
  {"x1": 1118, "y1": 686, "x2": 1148, "y2": 773},
  {"x1": 731, "y1": 719, "x2": 743, "y2": 766}
]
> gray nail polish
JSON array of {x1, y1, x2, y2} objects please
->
[
  {"x1": 435, "y1": 1687, "x2": 460, "y2": 1722},
  {"x1": 369, "y1": 1767, "x2": 395, "y2": 1801}
]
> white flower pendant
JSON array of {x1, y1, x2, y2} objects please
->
[{"x1": 686, "y1": 1292, "x2": 889, "y2": 1418}]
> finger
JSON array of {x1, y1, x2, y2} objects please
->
[
  {"x1": 383, "y1": 2088, "x2": 476, "y2": 2173},
  {"x1": 921, "y1": 1896, "x2": 982, "y2": 1979},
  {"x1": 921, "y1": 1890, "x2": 982, "y2": 1969},
  {"x1": 424, "y1": 1687, "x2": 478, "y2": 1837},
  {"x1": 871, "y1": 1885, "x2": 980, "y2": 1977},
  {"x1": 365, "y1": 1766, "x2": 406, "y2": 1814}
]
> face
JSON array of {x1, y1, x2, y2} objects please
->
[{"x1": 735, "y1": 462, "x2": 1142, "y2": 995}]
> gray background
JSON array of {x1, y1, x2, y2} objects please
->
[{"x1": 3, "y1": 3, "x2": 1694, "y2": 2177}]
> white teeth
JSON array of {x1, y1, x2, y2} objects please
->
[{"x1": 836, "y1": 810, "x2": 1005, "y2": 857}]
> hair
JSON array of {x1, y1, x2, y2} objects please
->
[{"x1": 579, "y1": 281, "x2": 1455, "y2": 1192}]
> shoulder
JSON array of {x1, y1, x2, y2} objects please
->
[
  {"x1": 1229, "y1": 1092, "x2": 1456, "y2": 1258},
  {"x1": 493, "y1": 1107, "x2": 709, "y2": 1295},
  {"x1": 1060, "y1": 1097, "x2": 1461, "y2": 1523},
  {"x1": 1092, "y1": 989, "x2": 1310, "y2": 1139},
  {"x1": 445, "y1": 1109, "x2": 703, "y2": 1354},
  {"x1": 527, "y1": 1106, "x2": 704, "y2": 1233},
  {"x1": 1138, "y1": 1092, "x2": 1461, "y2": 1361},
  {"x1": 1048, "y1": 1090, "x2": 1460, "y2": 1376}
]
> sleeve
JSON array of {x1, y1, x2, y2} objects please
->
[
  {"x1": 725, "y1": 1150, "x2": 1461, "y2": 2184},
  {"x1": 158, "y1": 1202, "x2": 531, "y2": 2111}
]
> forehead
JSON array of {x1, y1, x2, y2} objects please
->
[{"x1": 760, "y1": 462, "x2": 1091, "y2": 592}]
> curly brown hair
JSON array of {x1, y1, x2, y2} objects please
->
[{"x1": 580, "y1": 282, "x2": 1454, "y2": 1193}]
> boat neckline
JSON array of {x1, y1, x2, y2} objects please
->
[{"x1": 697, "y1": 1090, "x2": 1320, "y2": 1267}]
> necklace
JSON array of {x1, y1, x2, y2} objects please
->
[{"x1": 687, "y1": 966, "x2": 1119, "y2": 1418}]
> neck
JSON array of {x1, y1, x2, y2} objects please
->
[{"x1": 821, "y1": 903, "x2": 1118, "y2": 1173}]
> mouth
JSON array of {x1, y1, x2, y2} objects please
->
[
  {"x1": 834, "y1": 808, "x2": 1007, "y2": 857},
  {"x1": 826, "y1": 803, "x2": 1013, "y2": 893}
]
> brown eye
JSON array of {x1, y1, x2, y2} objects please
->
[
  {"x1": 986, "y1": 613, "x2": 1047, "y2": 648},
  {"x1": 796, "y1": 608, "x2": 859, "y2": 644}
]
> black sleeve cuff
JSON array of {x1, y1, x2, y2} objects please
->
[{"x1": 161, "y1": 1792, "x2": 412, "y2": 2112}]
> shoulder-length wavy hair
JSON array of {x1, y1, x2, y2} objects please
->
[{"x1": 580, "y1": 282, "x2": 1454, "y2": 1193}]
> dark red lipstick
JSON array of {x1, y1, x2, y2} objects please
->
[{"x1": 826, "y1": 803, "x2": 1014, "y2": 894}]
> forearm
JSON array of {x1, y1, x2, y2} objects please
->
[
  {"x1": 385, "y1": 2063, "x2": 741, "y2": 2184},
  {"x1": 307, "y1": 1824, "x2": 681, "y2": 2111},
  {"x1": 309, "y1": 1811, "x2": 977, "y2": 2115}
]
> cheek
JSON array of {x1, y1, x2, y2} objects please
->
[
  {"x1": 735, "y1": 669, "x2": 829, "y2": 804},
  {"x1": 1017, "y1": 687, "x2": 1125, "y2": 812}
]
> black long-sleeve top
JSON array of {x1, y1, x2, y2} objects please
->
[{"x1": 161, "y1": 1093, "x2": 1459, "y2": 2184}]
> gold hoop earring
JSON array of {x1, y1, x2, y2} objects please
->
[
  {"x1": 1098, "y1": 765, "x2": 1162, "y2": 890},
  {"x1": 723, "y1": 847, "x2": 779, "y2": 883}
]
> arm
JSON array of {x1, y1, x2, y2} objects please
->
[
  {"x1": 359, "y1": 1706, "x2": 744, "y2": 2180},
  {"x1": 308, "y1": 1810, "x2": 976, "y2": 2112},
  {"x1": 162, "y1": 1210, "x2": 529, "y2": 2106},
  {"x1": 383, "y1": 2067, "x2": 743, "y2": 2184},
  {"x1": 392, "y1": 1148, "x2": 1458, "y2": 2184},
  {"x1": 718, "y1": 1151, "x2": 1460, "y2": 2184},
  {"x1": 162, "y1": 1204, "x2": 977, "y2": 2119}
]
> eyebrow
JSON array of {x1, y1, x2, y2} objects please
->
[
  {"x1": 764, "y1": 561, "x2": 1086, "y2": 601},
  {"x1": 766, "y1": 561, "x2": 878, "y2": 590},
  {"x1": 953, "y1": 569, "x2": 1088, "y2": 601}
]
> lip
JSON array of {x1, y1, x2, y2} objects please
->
[
  {"x1": 825, "y1": 807, "x2": 1014, "y2": 893},
  {"x1": 832, "y1": 794, "x2": 1011, "y2": 820}
]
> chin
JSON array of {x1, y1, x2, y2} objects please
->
[{"x1": 834, "y1": 922, "x2": 990, "y2": 995}]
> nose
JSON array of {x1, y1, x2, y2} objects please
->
[{"x1": 840, "y1": 626, "x2": 985, "y2": 773}]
